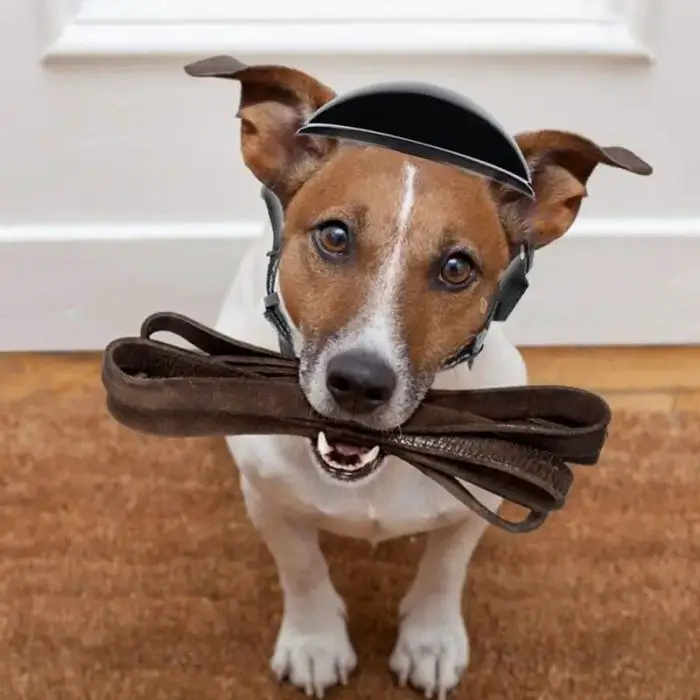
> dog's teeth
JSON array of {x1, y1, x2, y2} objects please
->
[
  {"x1": 317, "y1": 431, "x2": 331, "y2": 456},
  {"x1": 315, "y1": 433, "x2": 381, "y2": 473},
  {"x1": 358, "y1": 445, "x2": 380, "y2": 467}
]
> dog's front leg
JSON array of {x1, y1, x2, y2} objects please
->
[
  {"x1": 242, "y1": 479, "x2": 357, "y2": 697},
  {"x1": 389, "y1": 504, "x2": 497, "y2": 699}
]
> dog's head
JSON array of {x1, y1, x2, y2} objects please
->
[{"x1": 186, "y1": 56, "x2": 652, "y2": 483}]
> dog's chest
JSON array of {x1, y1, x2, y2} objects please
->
[{"x1": 228, "y1": 434, "x2": 472, "y2": 543}]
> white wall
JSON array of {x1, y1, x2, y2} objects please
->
[{"x1": 1, "y1": 0, "x2": 699, "y2": 351}]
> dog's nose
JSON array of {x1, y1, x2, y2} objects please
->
[{"x1": 326, "y1": 351, "x2": 397, "y2": 414}]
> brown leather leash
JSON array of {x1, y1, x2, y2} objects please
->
[{"x1": 101, "y1": 311, "x2": 611, "y2": 534}]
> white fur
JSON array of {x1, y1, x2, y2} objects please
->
[{"x1": 217, "y1": 199, "x2": 528, "y2": 698}]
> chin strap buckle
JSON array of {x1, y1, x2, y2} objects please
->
[
  {"x1": 263, "y1": 292, "x2": 280, "y2": 310},
  {"x1": 492, "y1": 242, "x2": 533, "y2": 323}
]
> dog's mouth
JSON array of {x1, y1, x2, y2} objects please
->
[{"x1": 309, "y1": 431, "x2": 387, "y2": 482}]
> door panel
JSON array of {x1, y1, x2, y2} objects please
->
[{"x1": 0, "y1": 0, "x2": 696, "y2": 350}]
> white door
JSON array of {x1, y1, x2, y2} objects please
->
[{"x1": 1, "y1": 0, "x2": 697, "y2": 350}]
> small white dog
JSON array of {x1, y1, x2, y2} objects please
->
[{"x1": 185, "y1": 55, "x2": 651, "y2": 698}]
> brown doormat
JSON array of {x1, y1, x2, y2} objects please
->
[{"x1": 0, "y1": 384, "x2": 698, "y2": 700}]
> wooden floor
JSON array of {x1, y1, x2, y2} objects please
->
[
  {"x1": 521, "y1": 345, "x2": 700, "y2": 413},
  {"x1": 0, "y1": 346, "x2": 699, "y2": 413}
]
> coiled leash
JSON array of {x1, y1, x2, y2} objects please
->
[{"x1": 101, "y1": 310, "x2": 610, "y2": 534}]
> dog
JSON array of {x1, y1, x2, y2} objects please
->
[{"x1": 189, "y1": 56, "x2": 652, "y2": 698}]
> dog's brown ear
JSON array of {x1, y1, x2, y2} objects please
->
[
  {"x1": 185, "y1": 55, "x2": 337, "y2": 201},
  {"x1": 493, "y1": 130, "x2": 652, "y2": 249}
]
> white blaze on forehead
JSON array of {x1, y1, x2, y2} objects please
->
[
  {"x1": 370, "y1": 162, "x2": 417, "y2": 324},
  {"x1": 398, "y1": 163, "x2": 418, "y2": 236}
]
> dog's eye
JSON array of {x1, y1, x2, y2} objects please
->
[
  {"x1": 439, "y1": 252, "x2": 476, "y2": 289},
  {"x1": 313, "y1": 221, "x2": 351, "y2": 258}
]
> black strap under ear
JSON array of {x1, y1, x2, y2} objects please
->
[
  {"x1": 260, "y1": 187, "x2": 295, "y2": 357},
  {"x1": 492, "y1": 243, "x2": 533, "y2": 322},
  {"x1": 442, "y1": 242, "x2": 533, "y2": 370}
]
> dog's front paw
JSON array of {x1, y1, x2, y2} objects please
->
[
  {"x1": 389, "y1": 607, "x2": 469, "y2": 700},
  {"x1": 271, "y1": 612, "x2": 357, "y2": 698}
]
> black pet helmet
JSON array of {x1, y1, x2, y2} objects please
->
[{"x1": 298, "y1": 81, "x2": 534, "y2": 198}]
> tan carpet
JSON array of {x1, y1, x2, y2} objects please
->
[{"x1": 0, "y1": 381, "x2": 698, "y2": 700}]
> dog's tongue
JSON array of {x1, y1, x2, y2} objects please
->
[{"x1": 332, "y1": 441, "x2": 368, "y2": 456}]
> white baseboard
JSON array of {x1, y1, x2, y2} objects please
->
[
  {"x1": 0, "y1": 222, "x2": 262, "y2": 353},
  {"x1": 1, "y1": 218, "x2": 698, "y2": 352}
]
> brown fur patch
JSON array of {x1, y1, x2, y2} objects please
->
[
  {"x1": 187, "y1": 60, "x2": 338, "y2": 201},
  {"x1": 494, "y1": 130, "x2": 653, "y2": 250}
]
